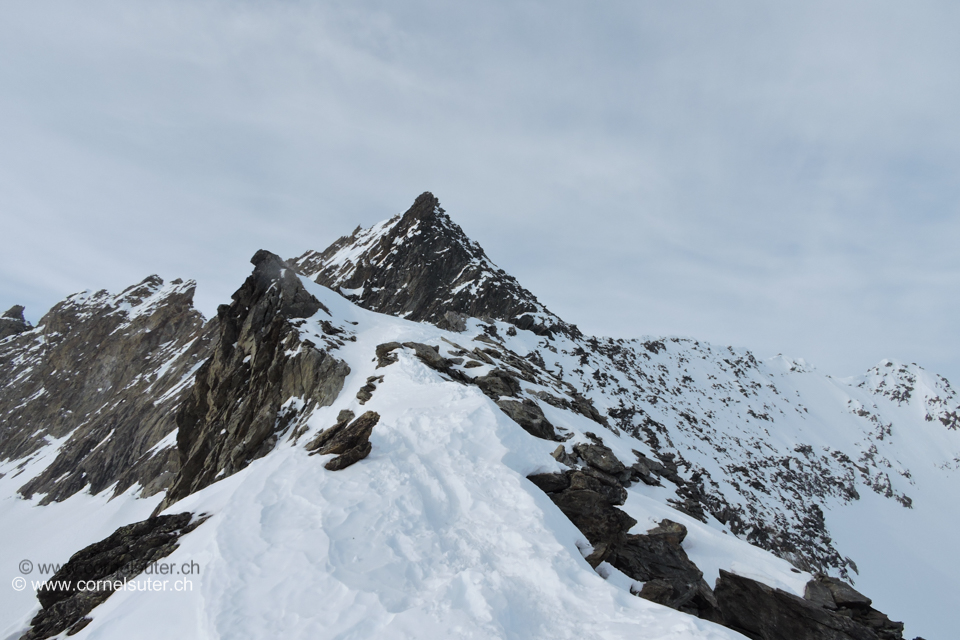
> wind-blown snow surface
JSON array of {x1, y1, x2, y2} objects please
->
[{"x1": 2, "y1": 274, "x2": 957, "y2": 638}]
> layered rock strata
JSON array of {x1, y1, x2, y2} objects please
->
[
  {"x1": 0, "y1": 277, "x2": 214, "y2": 502},
  {"x1": 160, "y1": 251, "x2": 350, "y2": 509}
]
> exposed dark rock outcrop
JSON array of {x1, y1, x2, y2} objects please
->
[
  {"x1": 0, "y1": 304, "x2": 30, "y2": 340},
  {"x1": 0, "y1": 277, "x2": 214, "y2": 502},
  {"x1": 160, "y1": 251, "x2": 350, "y2": 509},
  {"x1": 496, "y1": 398, "x2": 560, "y2": 441},
  {"x1": 528, "y1": 445, "x2": 721, "y2": 621},
  {"x1": 356, "y1": 376, "x2": 383, "y2": 405},
  {"x1": 573, "y1": 442, "x2": 627, "y2": 477},
  {"x1": 376, "y1": 342, "x2": 402, "y2": 368},
  {"x1": 21, "y1": 513, "x2": 206, "y2": 640},
  {"x1": 475, "y1": 369, "x2": 522, "y2": 399},
  {"x1": 291, "y1": 192, "x2": 579, "y2": 338},
  {"x1": 528, "y1": 432, "x2": 732, "y2": 621},
  {"x1": 307, "y1": 410, "x2": 380, "y2": 470},
  {"x1": 614, "y1": 521, "x2": 721, "y2": 621},
  {"x1": 715, "y1": 570, "x2": 905, "y2": 640}
]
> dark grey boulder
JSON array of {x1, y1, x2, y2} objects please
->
[
  {"x1": 475, "y1": 369, "x2": 521, "y2": 398},
  {"x1": 402, "y1": 342, "x2": 453, "y2": 371},
  {"x1": 551, "y1": 444, "x2": 579, "y2": 467},
  {"x1": 569, "y1": 468, "x2": 627, "y2": 505},
  {"x1": 305, "y1": 410, "x2": 355, "y2": 452},
  {"x1": 324, "y1": 441, "x2": 373, "y2": 471},
  {"x1": 611, "y1": 521, "x2": 721, "y2": 621},
  {"x1": 496, "y1": 398, "x2": 560, "y2": 440},
  {"x1": 574, "y1": 442, "x2": 626, "y2": 476},
  {"x1": 527, "y1": 472, "x2": 570, "y2": 494},
  {"x1": 375, "y1": 342, "x2": 402, "y2": 368},
  {"x1": 356, "y1": 384, "x2": 375, "y2": 404},
  {"x1": 630, "y1": 451, "x2": 666, "y2": 486},
  {"x1": 309, "y1": 411, "x2": 380, "y2": 470},
  {"x1": 645, "y1": 518, "x2": 688, "y2": 545},
  {"x1": 715, "y1": 569, "x2": 903, "y2": 640},
  {"x1": 549, "y1": 489, "x2": 637, "y2": 552},
  {"x1": 356, "y1": 376, "x2": 382, "y2": 405}
]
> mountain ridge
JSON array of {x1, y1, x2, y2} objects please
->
[{"x1": 1, "y1": 193, "x2": 956, "y2": 639}]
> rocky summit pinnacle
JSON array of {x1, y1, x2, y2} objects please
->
[
  {"x1": 0, "y1": 304, "x2": 30, "y2": 340},
  {"x1": 291, "y1": 192, "x2": 577, "y2": 337}
]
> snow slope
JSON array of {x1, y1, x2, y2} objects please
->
[{"x1": 490, "y1": 329, "x2": 960, "y2": 639}]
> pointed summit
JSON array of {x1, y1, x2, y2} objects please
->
[
  {"x1": 0, "y1": 304, "x2": 30, "y2": 340},
  {"x1": 292, "y1": 192, "x2": 573, "y2": 335}
]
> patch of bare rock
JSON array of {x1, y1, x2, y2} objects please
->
[{"x1": 528, "y1": 439, "x2": 910, "y2": 640}]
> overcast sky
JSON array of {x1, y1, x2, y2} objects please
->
[{"x1": 1, "y1": 0, "x2": 958, "y2": 383}]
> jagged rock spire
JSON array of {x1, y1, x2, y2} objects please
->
[
  {"x1": 0, "y1": 304, "x2": 30, "y2": 340},
  {"x1": 160, "y1": 251, "x2": 349, "y2": 509},
  {"x1": 291, "y1": 192, "x2": 576, "y2": 336}
]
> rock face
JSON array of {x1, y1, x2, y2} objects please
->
[
  {"x1": 291, "y1": 192, "x2": 578, "y2": 337},
  {"x1": 615, "y1": 524, "x2": 720, "y2": 622},
  {"x1": 529, "y1": 442, "x2": 722, "y2": 622},
  {"x1": 0, "y1": 304, "x2": 30, "y2": 340},
  {"x1": 160, "y1": 251, "x2": 350, "y2": 508},
  {"x1": 496, "y1": 398, "x2": 560, "y2": 441},
  {"x1": 0, "y1": 277, "x2": 214, "y2": 502},
  {"x1": 714, "y1": 570, "x2": 905, "y2": 640},
  {"x1": 22, "y1": 513, "x2": 205, "y2": 640}
]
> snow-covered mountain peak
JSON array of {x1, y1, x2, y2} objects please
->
[
  {"x1": 291, "y1": 192, "x2": 572, "y2": 336},
  {"x1": 853, "y1": 360, "x2": 959, "y2": 431}
]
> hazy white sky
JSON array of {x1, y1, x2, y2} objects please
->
[{"x1": 1, "y1": 1, "x2": 958, "y2": 382}]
